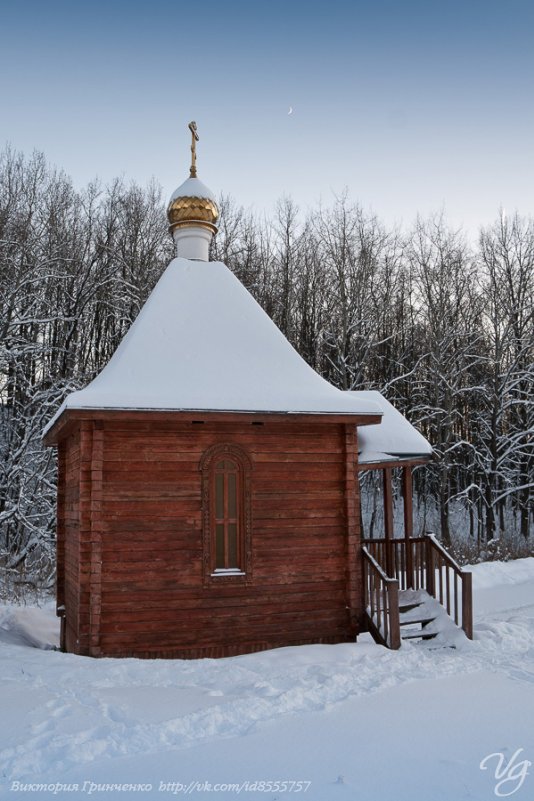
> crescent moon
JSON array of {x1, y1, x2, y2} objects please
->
[{"x1": 288, "y1": 106, "x2": 293, "y2": 115}]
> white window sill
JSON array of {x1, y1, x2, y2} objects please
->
[{"x1": 211, "y1": 569, "x2": 246, "y2": 576}]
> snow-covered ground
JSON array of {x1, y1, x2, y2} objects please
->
[{"x1": 1, "y1": 559, "x2": 534, "y2": 801}]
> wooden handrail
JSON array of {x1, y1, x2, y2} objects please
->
[
  {"x1": 425, "y1": 534, "x2": 473, "y2": 639},
  {"x1": 362, "y1": 546, "x2": 389, "y2": 577},
  {"x1": 425, "y1": 533, "x2": 464, "y2": 573},
  {"x1": 362, "y1": 546, "x2": 401, "y2": 649}
]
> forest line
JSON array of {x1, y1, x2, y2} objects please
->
[{"x1": 0, "y1": 147, "x2": 532, "y2": 584}]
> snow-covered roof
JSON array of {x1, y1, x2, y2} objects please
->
[
  {"x1": 44, "y1": 259, "x2": 382, "y2": 433},
  {"x1": 347, "y1": 390, "x2": 432, "y2": 462}
]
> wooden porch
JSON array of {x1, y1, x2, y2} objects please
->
[
  {"x1": 358, "y1": 460, "x2": 473, "y2": 649},
  {"x1": 362, "y1": 534, "x2": 473, "y2": 648}
]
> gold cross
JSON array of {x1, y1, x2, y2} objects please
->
[{"x1": 189, "y1": 121, "x2": 199, "y2": 178}]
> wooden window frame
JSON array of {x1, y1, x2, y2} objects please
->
[{"x1": 200, "y1": 443, "x2": 253, "y2": 585}]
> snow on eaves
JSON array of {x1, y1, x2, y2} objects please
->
[
  {"x1": 44, "y1": 259, "x2": 382, "y2": 434},
  {"x1": 348, "y1": 390, "x2": 432, "y2": 460},
  {"x1": 358, "y1": 450, "x2": 400, "y2": 465}
]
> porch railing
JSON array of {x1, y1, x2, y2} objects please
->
[
  {"x1": 362, "y1": 534, "x2": 473, "y2": 641},
  {"x1": 362, "y1": 546, "x2": 401, "y2": 649},
  {"x1": 425, "y1": 535, "x2": 473, "y2": 638}
]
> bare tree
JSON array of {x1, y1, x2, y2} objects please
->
[{"x1": 480, "y1": 213, "x2": 534, "y2": 539}]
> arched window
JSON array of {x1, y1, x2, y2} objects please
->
[
  {"x1": 200, "y1": 444, "x2": 252, "y2": 583},
  {"x1": 213, "y1": 457, "x2": 240, "y2": 570}
]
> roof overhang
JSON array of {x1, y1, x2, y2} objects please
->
[
  {"x1": 357, "y1": 453, "x2": 432, "y2": 471},
  {"x1": 43, "y1": 407, "x2": 382, "y2": 447}
]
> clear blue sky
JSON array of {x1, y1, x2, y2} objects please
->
[{"x1": 1, "y1": 0, "x2": 533, "y2": 235}]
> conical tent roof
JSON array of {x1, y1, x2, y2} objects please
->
[{"x1": 45, "y1": 258, "x2": 381, "y2": 432}]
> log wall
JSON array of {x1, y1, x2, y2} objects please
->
[
  {"x1": 60, "y1": 415, "x2": 363, "y2": 658},
  {"x1": 62, "y1": 427, "x2": 81, "y2": 653}
]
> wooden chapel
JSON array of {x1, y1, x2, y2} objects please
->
[{"x1": 44, "y1": 124, "x2": 472, "y2": 657}]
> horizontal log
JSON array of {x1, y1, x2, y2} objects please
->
[
  {"x1": 103, "y1": 453, "x2": 200, "y2": 464},
  {"x1": 101, "y1": 595, "x2": 346, "y2": 628},
  {"x1": 102, "y1": 500, "x2": 201, "y2": 514},
  {"x1": 96, "y1": 520, "x2": 345, "y2": 538},
  {"x1": 102, "y1": 439, "x2": 343, "y2": 455},
  {"x1": 99, "y1": 598, "x2": 347, "y2": 624},
  {"x1": 99, "y1": 580, "x2": 347, "y2": 605},
  {"x1": 96, "y1": 630, "x2": 352, "y2": 655},
  {"x1": 101, "y1": 586, "x2": 346, "y2": 609},
  {"x1": 100, "y1": 480, "x2": 343, "y2": 497},
  {"x1": 102, "y1": 543, "x2": 201, "y2": 556},
  {"x1": 253, "y1": 496, "x2": 342, "y2": 511},
  {"x1": 101, "y1": 465, "x2": 344, "y2": 481},
  {"x1": 253, "y1": 550, "x2": 344, "y2": 564},
  {"x1": 102, "y1": 559, "x2": 202, "y2": 575},
  {"x1": 100, "y1": 567, "x2": 345, "y2": 587},
  {"x1": 99, "y1": 519, "x2": 197, "y2": 534},
  {"x1": 93, "y1": 636, "x2": 354, "y2": 660},
  {"x1": 102, "y1": 490, "x2": 200, "y2": 502},
  {"x1": 105, "y1": 425, "x2": 344, "y2": 439},
  {"x1": 98, "y1": 613, "x2": 349, "y2": 638},
  {"x1": 255, "y1": 528, "x2": 346, "y2": 541},
  {"x1": 252, "y1": 508, "x2": 344, "y2": 521},
  {"x1": 98, "y1": 574, "x2": 347, "y2": 592},
  {"x1": 254, "y1": 482, "x2": 343, "y2": 493},
  {"x1": 251, "y1": 517, "x2": 345, "y2": 530},
  {"x1": 99, "y1": 625, "x2": 351, "y2": 647},
  {"x1": 102, "y1": 570, "x2": 203, "y2": 585}
]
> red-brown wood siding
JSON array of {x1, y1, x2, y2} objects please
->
[
  {"x1": 344, "y1": 425, "x2": 360, "y2": 635},
  {"x1": 56, "y1": 441, "x2": 66, "y2": 610},
  {"x1": 89, "y1": 423, "x2": 104, "y2": 655},
  {"x1": 59, "y1": 416, "x2": 363, "y2": 658},
  {"x1": 63, "y1": 428, "x2": 81, "y2": 653},
  {"x1": 76, "y1": 422, "x2": 93, "y2": 654}
]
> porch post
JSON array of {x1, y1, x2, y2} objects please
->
[
  {"x1": 383, "y1": 467, "x2": 394, "y2": 577},
  {"x1": 402, "y1": 466, "x2": 414, "y2": 589}
]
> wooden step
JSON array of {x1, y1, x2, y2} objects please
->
[
  {"x1": 401, "y1": 629, "x2": 438, "y2": 641},
  {"x1": 399, "y1": 617, "x2": 435, "y2": 627},
  {"x1": 398, "y1": 602, "x2": 423, "y2": 613}
]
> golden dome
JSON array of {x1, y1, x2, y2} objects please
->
[
  {"x1": 167, "y1": 178, "x2": 219, "y2": 235},
  {"x1": 167, "y1": 121, "x2": 219, "y2": 235}
]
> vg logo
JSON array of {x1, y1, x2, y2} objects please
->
[{"x1": 480, "y1": 748, "x2": 531, "y2": 797}]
